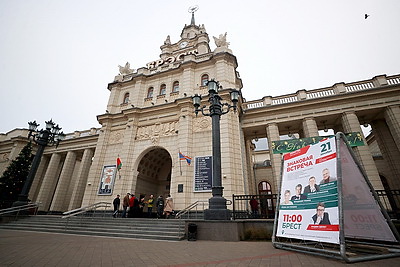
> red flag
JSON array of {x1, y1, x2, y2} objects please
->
[{"x1": 117, "y1": 157, "x2": 122, "y2": 171}]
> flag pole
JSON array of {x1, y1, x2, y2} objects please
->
[{"x1": 179, "y1": 151, "x2": 182, "y2": 175}]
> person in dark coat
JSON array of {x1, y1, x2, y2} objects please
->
[
  {"x1": 311, "y1": 202, "x2": 331, "y2": 225},
  {"x1": 291, "y1": 184, "x2": 307, "y2": 201},
  {"x1": 303, "y1": 176, "x2": 320, "y2": 194},
  {"x1": 156, "y1": 195, "x2": 164, "y2": 219},
  {"x1": 112, "y1": 194, "x2": 120, "y2": 218}
]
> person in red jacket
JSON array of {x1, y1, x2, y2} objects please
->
[{"x1": 128, "y1": 194, "x2": 136, "y2": 218}]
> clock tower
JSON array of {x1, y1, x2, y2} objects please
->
[{"x1": 82, "y1": 7, "x2": 244, "y2": 211}]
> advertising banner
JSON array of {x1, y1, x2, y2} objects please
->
[
  {"x1": 277, "y1": 136, "x2": 340, "y2": 244},
  {"x1": 339, "y1": 138, "x2": 397, "y2": 242},
  {"x1": 271, "y1": 132, "x2": 364, "y2": 154},
  {"x1": 194, "y1": 156, "x2": 212, "y2": 192},
  {"x1": 98, "y1": 165, "x2": 117, "y2": 195}
]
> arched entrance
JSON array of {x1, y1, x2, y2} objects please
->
[{"x1": 135, "y1": 147, "x2": 172, "y2": 199}]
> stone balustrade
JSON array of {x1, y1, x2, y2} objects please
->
[{"x1": 243, "y1": 74, "x2": 400, "y2": 110}]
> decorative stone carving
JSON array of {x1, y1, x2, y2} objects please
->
[
  {"x1": 1, "y1": 152, "x2": 9, "y2": 162},
  {"x1": 193, "y1": 117, "x2": 211, "y2": 132},
  {"x1": 136, "y1": 121, "x2": 178, "y2": 141},
  {"x1": 164, "y1": 35, "x2": 171, "y2": 45},
  {"x1": 118, "y1": 62, "x2": 135, "y2": 75},
  {"x1": 108, "y1": 130, "x2": 124, "y2": 144},
  {"x1": 213, "y1": 32, "x2": 230, "y2": 48}
]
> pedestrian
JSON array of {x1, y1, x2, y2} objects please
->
[
  {"x1": 164, "y1": 194, "x2": 174, "y2": 219},
  {"x1": 156, "y1": 195, "x2": 164, "y2": 219},
  {"x1": 128, "y1": 193, "x2": 136, "y2": 218},
  {"x1": 139, "y1": 194, "x2": 145, "y2": 217},
  {"x1": 146, "y1": 194, "x2": 155, "y2": 218},
  {"x1": 112, "y1": 194, "x2": 120, "y2": 218},
  {"x1": 121, "y1": 193, "x2": 130, "y2": 218},
  {"x1": 249, "y1": 196, "x2": 259, "y2": 218}
]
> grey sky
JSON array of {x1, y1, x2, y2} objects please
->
[{"x1": 1, "y1": 0, "x2": 399, "y2": 134}]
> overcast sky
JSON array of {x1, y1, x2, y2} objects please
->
[{"x1": 1, "y1": 0, "x2": 399, "y2": 134}]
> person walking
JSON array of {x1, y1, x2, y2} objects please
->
[
  {"x1": 146, "y1": 194, "x2": 155, "y2": 218},
  {"x1": 128, "y1": 194, "x2": 136, "y2": 218},
  {"x1": 138, "y1": 194, "x2": 145, "y2": 217},
  {"x1": 156, "y1": 195, "x2": 164, "y2": 219},
  {"x1": 112, "y1": 194, "x2": 120, "y2": 218},
  {"x1": 249, "y1": 196, "x2": 259, "y2": 218},
  {"x1": 121, "y1": 193, "x2": 130, "y2": 218},
  {"x1": 164, "y1": 194, "x2": 174, "y2": 219}
]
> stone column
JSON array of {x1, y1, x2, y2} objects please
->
[
  {"x1": 29, "y1": 155, "x2": 50, "y2": 202},
  {"x1": 177, "y1": 105, "x2": 193, "y2": 209},
  {"x1": 266, "y1": 123, "x2": 281, "y2": 193},
  {"x1": 341, "y1": 112, "x2": 383, "y2": 189},
  {"x1": 384, "y1": 105, "x2": 400, "y2": 151},
  {"x1": 82, "y1": 125, "x2": 110, "y2": 206},
  {"x1": 116, "y1": 118, "x2": 138, "y2": 196},
  {"x1": 68, "y1": 148, "x2": 95, "y2": 210},
  {"x1": 245, "y1": 138, "x2": 256, "y2": 195},
  {"x1": 36, "y1": 153, "x2": 62, "y2": 211},
  {"x1": 50, "y1": 151, "x2": 77, "y2": 211},
  {"x1": 302, "y1": 117, "x2": 319, "y2": 137},
  {"x1": 371, "y1": 120, "x2": 400, "y2": 189}
]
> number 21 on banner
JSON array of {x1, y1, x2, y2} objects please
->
[{"x1": 320, "y1": 142, "x2": 331, "y2": 152}]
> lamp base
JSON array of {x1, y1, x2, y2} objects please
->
[{"x1": 204, "y1": 209, "x2": 231, "y2": 220}]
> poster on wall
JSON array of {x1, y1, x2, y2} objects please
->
[
  {"x1": 98, "y1": 165, "x2": 117, "y2": 195},
  {"x1": 276, "y1": 136, "x2": 340, "y2": 244},
  {"x1": 194, "y1": 156, "x2": 212, "y2": 192}
]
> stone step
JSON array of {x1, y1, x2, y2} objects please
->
[
  {"x1": 19, "y1": 218, "x2": 182, "y2": 227},
  {"x1": 0, "y1": 215, "x2": 185, "y2": 241},
  {"x1": 0, "y1": 225, "x2": 183, "y2": 241}
]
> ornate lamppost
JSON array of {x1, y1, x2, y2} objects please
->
[
  {"x1": 192, "y1": 80, "x2": 240, "y2": 220},
  {"x1": 13, "y1": 120, "x2": 65, "y2": 206}
]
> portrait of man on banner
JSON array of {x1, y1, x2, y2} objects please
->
[{"x1": 98, "y1": 165, "x2": 117, "y2": 195}]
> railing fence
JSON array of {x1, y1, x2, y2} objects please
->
[{"x1": 232, "y1": 190, "x2": 400, "y2": 220}]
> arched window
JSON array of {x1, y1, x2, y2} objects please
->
[
  {"x1": 172, "y1": 81, "x2": 179, "y2": 92},
  {"x1": 123, "y1": 92, "x2": 129, "y2": 104},
  {"x1": 159, "y1": 84, "x2": 166, "y2": 95},
  {"x1": 201, "y1": 74, "x2": 209, "y2": 86},
  {"x1": 147, "y1": 87, "x2": 154, "y2": 98},
  {"x1": 258, "y1": 181, "x2": 272, "y2": 195}
]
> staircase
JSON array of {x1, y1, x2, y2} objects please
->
[{"x1": 0, "y1": 215, "x2": 185, "y2": 241}]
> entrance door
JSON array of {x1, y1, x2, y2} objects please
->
[
  {"x1": 135, "y1": 148, "x2": 172, "y2": 199},
  {"x1": 258, "y1": 181, "x2": 274, "y2": 218}
]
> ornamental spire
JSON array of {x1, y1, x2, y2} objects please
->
[{"x1": 188, "y1": 5, "x2": 199, "y2": 25}]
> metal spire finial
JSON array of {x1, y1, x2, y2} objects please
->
[{"x1": 188, "y1": 5, "x2": 199, "y2": 25}]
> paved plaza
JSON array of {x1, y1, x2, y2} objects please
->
[{"x1": 0, "y1": 229, "x2": 399, "y2": 266}]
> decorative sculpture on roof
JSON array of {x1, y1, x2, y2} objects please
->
[
  {"x1": 213, "y1": 32, "x2": 230, "y2": 48},
  {"x1": 118, "y1": 62, "x2": 135, "y2": 75},
  {"x1": 164, "y1": 35, "x2": 171, "y2": 45}
]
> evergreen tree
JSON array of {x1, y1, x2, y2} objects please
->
[{"x1": 0, "y1": 142, "x2": 33, "y2": 208}]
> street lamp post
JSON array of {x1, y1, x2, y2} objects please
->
[
  {"x1": 192, "y1": 80, "x2": 239, "y2": 220},
  {"x1": 13, "y1": 119, "x2": 65, "y2": 206}
]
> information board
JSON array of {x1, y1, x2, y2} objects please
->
[{"x1": 194, "y1": 156, "x2": 212, "y2": 192}]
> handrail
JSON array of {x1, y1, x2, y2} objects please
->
[
  {"x1": 0, "y1": 202, "x2": 41, "y2": 219},
  {"x1": 175, "y1": 200, "x2": 208, "y2": 219},
  {"x1": 62, "y1": 201, "x2": 111, "y2": 219},
  {"x1": 175, "y1": 199, "x2": 232, "y2": 219}
]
